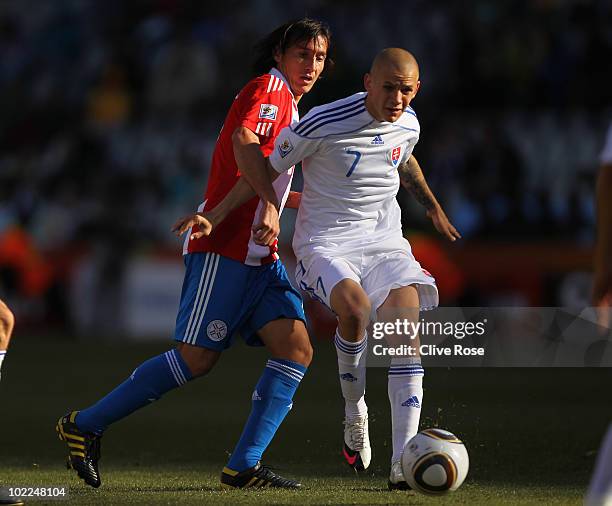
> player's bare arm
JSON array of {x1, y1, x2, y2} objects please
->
[
  {"x1": 398, "y1": 155, "x2": 461, "y2": 242},
  {"x1": 232, "y1": 126, "x2": 283, "y2": 244},
  {"x1": 171, "y1": 170, "x2": 263, "y2": 240},
  {"x1": 233, "y1": 126, "x2": 280, "y2": 210},
  {"x1": 397, "y1": 155, "x2": 438, "y2": 210},
  {"x1": 171, "y1": 212, "x2": 215, "y2": 241},
  {"x1": 172, "y1": 160, "x2": 282, "y2": 245}
]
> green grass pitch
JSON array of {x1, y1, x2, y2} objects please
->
[{"x1": 1, "y1": 335, "x2": 610, "y2": 504}]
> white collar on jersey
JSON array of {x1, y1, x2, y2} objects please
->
[{"x1": 269, "y1": 67, "x2": 294, "y2": 100}]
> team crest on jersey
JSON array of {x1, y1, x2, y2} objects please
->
[
  {"x1": 389, "y1": 146, "x2": 402, "y2": 166},
  {"x1": 259, "y1": 103, "x2": 278, "y2": 120},
  {"x1": 278, "y1": 138, "x2": 294, "y2": 158},
  {"x1": 207, "y1": 320, "x2": 228, "y2": 341}
]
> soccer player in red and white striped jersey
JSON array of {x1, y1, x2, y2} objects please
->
[
  {"x1": 57, "y1": 19, "x2": 333, "y2": 490},
  {"x1": 185, "y1": 62, "x2": 299, "y2": 265}
]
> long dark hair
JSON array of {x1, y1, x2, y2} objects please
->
[{"x1": 252, "y1": 18, "x2": 334, "y2": 76}]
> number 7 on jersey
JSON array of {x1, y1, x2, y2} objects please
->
[{"x1": 345, "y1": 149, "x2": 361, "y2": 177}]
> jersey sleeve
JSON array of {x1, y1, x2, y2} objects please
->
[
  {"x1": 236, "y1": 76, "x2": 288, "y2": 141},
  {"x1": 400, "y1": 109, "x2": 420, "y2": 165},
  {"x1": 400, "y1": 136, "x2": 419, "y2": 165},
  {"x1": 269, "y1": 124, "x2": 321, "y2": 173}
]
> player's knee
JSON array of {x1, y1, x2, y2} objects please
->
[
  {"x1": 176, "y1": 343, "x2": 220, "y2": 378},
  {"x1": 332, "y1": 284, "x2": 371, "y2": 331},
  {"x1": 272, "y1": 331, "x2": 313, "y2": 367},
  {"x1": 260, "y1": 318, "x2": 312, "y2": 366},
  {"x1": 281, "y1": 342, "x2": 312, "y2": 367},
  {"x1": 292, "y1": 338, "x2": 313, "y2": 367},
  {"x1": 0, "y1": 302, "x2": 15, "y2": 344},
  {"x1": 337, "y1": 299, "x2": 371, "y2": 333}
]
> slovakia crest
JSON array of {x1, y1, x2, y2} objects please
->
[{"x1": 390, "y1": 146, "x2": 401, "y2": 167}]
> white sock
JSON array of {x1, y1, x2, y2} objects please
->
[
  {"x1": 586, "y1": 424, "x2": 612, "y2": 505},
  {"x1": 388, "y1": 357, "x2": 424, "y2": 463},
  {"x1": 334, "y1": 329, "x2": 367, "y2": 420},
  {"x1": 0, "y1": 350, "x2": 5, "y2": 381}
]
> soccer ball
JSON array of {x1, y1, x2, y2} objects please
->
[{"x1": 401, "y1": 428, "x2": 469, "y2": 495}]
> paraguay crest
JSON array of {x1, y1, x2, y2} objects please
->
[
  {"x1": 207, "y1": 320, "x2": 228, "y2": 341},
  {"x1": 390, "y1": 146, "x2": 401, "y2": 167}
]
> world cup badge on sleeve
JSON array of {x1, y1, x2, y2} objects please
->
[{"x1": 259, "y1": 103, "x2": 278, "y2": 120}]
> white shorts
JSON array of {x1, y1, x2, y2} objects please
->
[{"x1": 294, "y1": 237, "x2": 439, "y2": 319}]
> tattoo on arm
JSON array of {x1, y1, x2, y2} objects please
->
[{"x1": 398, "y1": 156, "x2": 437, "y2": 211}]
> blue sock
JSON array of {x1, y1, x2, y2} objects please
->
[
  {"x1": 76, "y1": 349, "x2": 192, "y2": 435},
  {"x1": 226, "y1": 358, "x2": 307, "y2": 472}
]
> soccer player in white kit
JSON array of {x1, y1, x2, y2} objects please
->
[
  {"x1": 266, "y1": 48, "x2": 459, "y2": 488},
  {"x1": 197, "y1": 47, "x2": 459, "y2": 489}
]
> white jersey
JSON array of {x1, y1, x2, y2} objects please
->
[{"x1": 269, "y1": 92, "x2": 419, "y2": 259}]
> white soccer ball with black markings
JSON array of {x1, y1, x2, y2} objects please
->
[{"x1": 401, "y1": 428, "x2": 469, "y2": 495}]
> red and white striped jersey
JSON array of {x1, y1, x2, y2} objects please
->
[{"x1": 185, "y1": 68, "x2": 298, "y2": 265}]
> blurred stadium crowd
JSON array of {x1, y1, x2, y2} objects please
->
[{"x1": 0, "y1": 0, "x2": 610, "y2": 331}]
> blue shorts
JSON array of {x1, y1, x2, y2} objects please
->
[{"x1": 174, "y1": 252, "x2": 306, "y2": 351}]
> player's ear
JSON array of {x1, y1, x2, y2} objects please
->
[
  {"x1": 413, "y1": 80, "x2": 421, "y2": 97},
  {"x1": 364, "y1": 73, "x2": 372, "y2": 92},
  {"x1": 273, "y1": 46, "x2": 282, "y2": 65}
]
